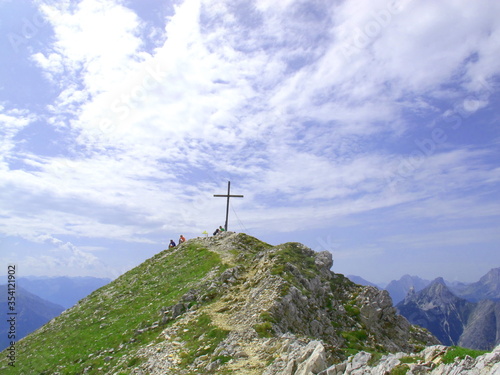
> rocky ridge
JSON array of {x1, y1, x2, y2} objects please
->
[
  {"x1": 4, "y1": 232, "x2": 499, "y2": 374},
  {"x1": 116, "y1": 232, "x2": 437, "y2": 374}
]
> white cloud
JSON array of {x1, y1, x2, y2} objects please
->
[
  {"x1": 0, "y1": 106, "x2": 36, "y2": 170},
  {"x1": 38, "y1": 0, "x2": 145, "y2": 83},
  {"x1": 31, "y1": 0, "x2": 146, "y2": 132},
  {"x1": 2, "y1": 0, "x2": 500, "y2": 278}
]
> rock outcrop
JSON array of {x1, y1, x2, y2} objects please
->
[{"x1": 316, "y1": 344, "x2": 500, "y2": 375}]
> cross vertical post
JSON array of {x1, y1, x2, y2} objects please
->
[{"x1": 213, "y1": 181, "x2": 244, "y2": 231}]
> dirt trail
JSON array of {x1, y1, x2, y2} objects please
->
[
  {"x1": 203, "y1": 298, "x2": 270, "y2": 375},
  {"x1": 200, "y1": 263, "x2": 278, "y2": 374},
  {"x1": 193, "y1": 232, "x2": 285, "y2": 374}
]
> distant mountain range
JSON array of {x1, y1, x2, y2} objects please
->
[
  {"x1": 16, "y1": 276, "x2": 111, "y2": 308},
  {"x1": 397, "y1": 278, "x2": 500, "y2": 350},
  {"x1": 348, "y1": 267, "x2": 500, "y2": 306},
  {"x1": 0, "y1": 285, "x2": 64, "y2": 351},
  {"x1": 346, "y1": 268, "x2": 500, "y2": 350}
]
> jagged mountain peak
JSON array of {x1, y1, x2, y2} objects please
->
[
  {"x1": 414, "y1": 277, "x2": 459, "y2": 305},
  {"x1": 397, "y1": 277, "x2": 476, "y2": 347},
  {"x1": 478, "y1": 267, "x2": 500, "y2": 287},
  {"x1": 402, "y1": 279, "x2": 444, "y2": 306},
  {"x1": 454, "y1": 267, "x2": 500, "y2": 302},
  {"x1": 0, "y1": 232, "x2": 438, "y2": 374},
  {"x1": 432, "y1": 277, "x2": 446, "y2": 285}
]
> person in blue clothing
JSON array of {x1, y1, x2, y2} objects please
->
[{"x1": 169, "y1": 239, "x2": 176, "y2": 248}]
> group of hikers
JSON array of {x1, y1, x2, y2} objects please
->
[
  {"x1": 168, "y1": 225, "x2": 227, "y2": 248},
  {"x1": 169, "y1": 234, "x2": 186, "y2": 248},
  {"x1": 213, "y1": 225, "x2": 226, "y2": 236}
]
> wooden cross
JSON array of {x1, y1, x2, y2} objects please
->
[{"x1": 213, "y1": 181, "x2": 244, "y2": 231}]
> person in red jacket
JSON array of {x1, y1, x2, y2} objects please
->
[{"x1": 179, "y1": 235, "x2": 186, "y2": 244}]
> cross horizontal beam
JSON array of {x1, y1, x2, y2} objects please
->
[{"x1": 213, "y1": 181, "x2": 243, "y2": 231}]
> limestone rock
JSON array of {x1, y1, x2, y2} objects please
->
[
  {"x1": 318, "y1": 345, "x2": 500, "y2": 375},
  {"x1": 294, "y1": 341, "x2": 328, "y2": 375}
]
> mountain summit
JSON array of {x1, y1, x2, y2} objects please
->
[
  {"x1": 397, "y1": 278, "x2": 474, "y2": 347},
  {"x1": 1, "y1": 232, "x2": 438, "y2": 374}
]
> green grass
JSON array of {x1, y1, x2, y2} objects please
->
[
  {"x1": 254, "y1": 322, "x2": 274, "y2": 338},
  {"x1": 341, "y1": 329, "x2": 370, "y2": 352},
  {"x1": 389, "y1": 364, "x2": 409, "y2": 375},
  {"x1": 260, "y1": 311, "x2": 277, "y2": 323},
  {"x1": 229, "y1": 233, "x2": 273, "y2": 264},
  {"x1": 269, "y1": 243, "x2": 319, "y2": 299},
  {"x1": 237, "y1": 233, "x2": 272, "y2": 253},
  {"x1": 0, "y1": 243, "x2": 223, "y2": 374},
  {"x1": 270, "y1": 243, "x2": 317, "y2": 279},
  {"x1": 399, "y1": 355, "x2": 422, "y2": 364},
  {"x1": 344, "y1": 303, "x2": 361, "y2": 318},
  {"x1": 178, "y1": 313, "x2": 229, "y2": 367},
  {"x1": 442, "y1": 346, "x2": 488, "y2": 364},
  {"x1": 367, "y1": 352, "x2": 384, "y2": 367},
  {"x1": 341, "y1": 330, "x2": 367, "y2": 342}
]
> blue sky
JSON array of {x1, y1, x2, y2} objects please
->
[{"x1": 1, "y1": 0, "x2": 499, "y2": 284}]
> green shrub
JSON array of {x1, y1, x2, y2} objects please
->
[{"x1": 341, "y1": 330, "x2": 370, "y2": 352}]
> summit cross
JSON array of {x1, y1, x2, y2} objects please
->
[{"x1": 213, "y1": 181, "x2": 244, "y2": 231}]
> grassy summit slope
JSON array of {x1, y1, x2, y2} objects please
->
[
  {"x1": 1, "y1": 232, "x2": 438, "y2": 374},
  {"x1": 1, "y1": 242, "x2": 224, "y2": 374}
]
